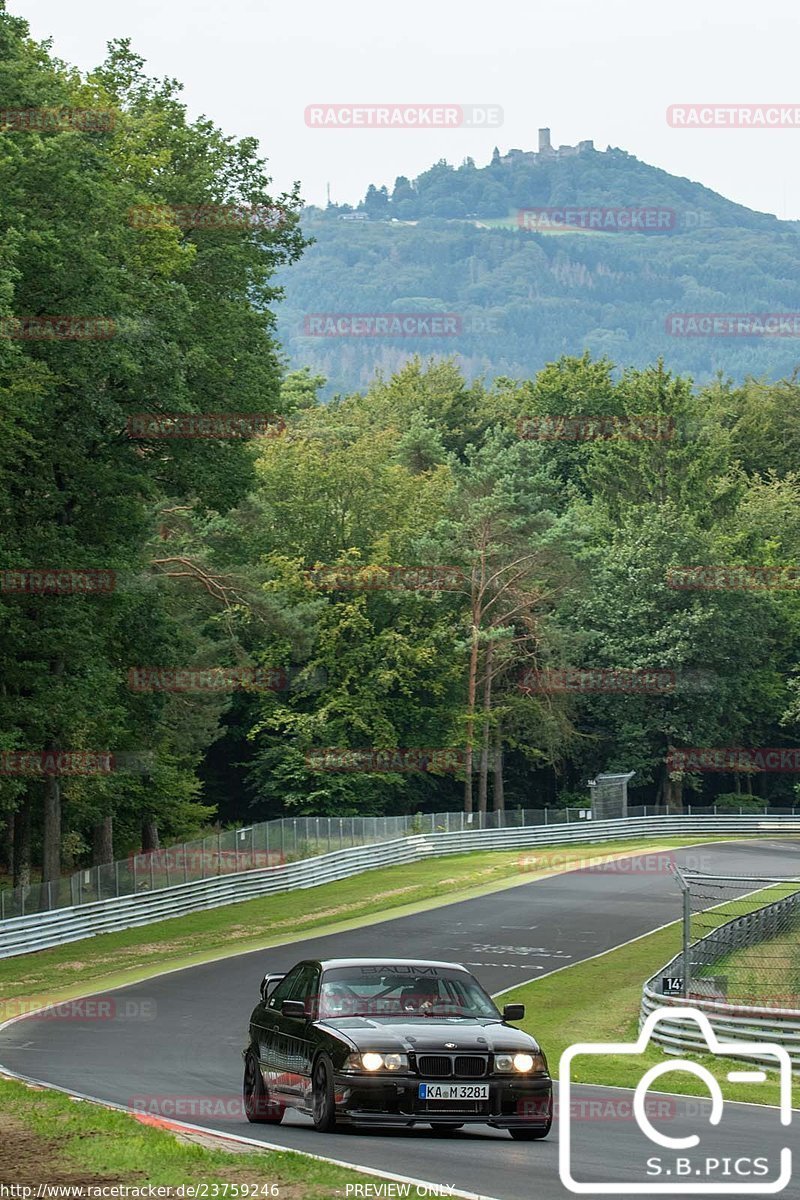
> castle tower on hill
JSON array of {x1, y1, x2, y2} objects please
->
[{"x1": 499, "y1": 129, "x2": 594, "y2": 166}]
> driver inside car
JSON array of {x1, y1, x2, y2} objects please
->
[{"x1": 399, "y1": 977, "x2": 440, "y2": 1012}]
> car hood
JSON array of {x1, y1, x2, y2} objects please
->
[{"x1": 317, "y1": 1017, "x2": 542, "y2": 1054}]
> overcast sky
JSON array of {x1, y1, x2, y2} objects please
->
[{"x1": 18, "y1": 0, "x2": 800, "y2": 219}]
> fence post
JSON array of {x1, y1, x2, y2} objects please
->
[
  {"x1": 150, "y1": 855, "x2": 155, "y2": 890},
  {"x1": 544, "y1": 808, "x2": 548, "y2": 825},
  {"x1": 675, "y1": 866, "x2": 692, "y2": 1000}
]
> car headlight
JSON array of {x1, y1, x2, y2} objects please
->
[
  {"x1": 343, "y1": 1052, "x2": 408, "y2": 1072},
  {"x1": 494, "y1": 1051, "x2": 547, "y2": 1073}
]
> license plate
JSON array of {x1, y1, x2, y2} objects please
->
[{"x1": 418, "y1": 1083, "x2": 489, "y2": 1100}]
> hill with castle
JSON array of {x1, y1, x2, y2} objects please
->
[{"x1": 274, "y1": 131, "x2": 800, "y2": 394}]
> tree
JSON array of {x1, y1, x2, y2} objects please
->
[{"x1": 0, "y1": 13, "x2": 305, "y2": 885}]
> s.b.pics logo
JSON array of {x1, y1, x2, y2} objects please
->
[{"x1": 559, "y1": 1008, "x2": 792, "y2": 1194}]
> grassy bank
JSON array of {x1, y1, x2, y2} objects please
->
[
  {"x1": 505, "y1": 920, "x2": 800, "y2": 1109},
  {"x1": 0, "y1": 1074, "x2": 441, "y2": 1196}
]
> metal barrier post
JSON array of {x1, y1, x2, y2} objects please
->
[{"x1": 673, "y1": 865, "x2": 692, "y2": 999}]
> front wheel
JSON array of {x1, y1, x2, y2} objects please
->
[
  {"x1": 312, "y1": 1054, "x2": 338, "y2": 1132},
  {"x1": 243, "y1": 1051, "x2": 284, "y2": 1124}
]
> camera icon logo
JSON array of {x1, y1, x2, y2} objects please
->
[{"x1": 559, "y1": 1006, "x2": 792, "y2": 1194}]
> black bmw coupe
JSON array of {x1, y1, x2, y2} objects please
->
[{"x1": 242, "y1": 957, "x2": 552, "y2": 1138}]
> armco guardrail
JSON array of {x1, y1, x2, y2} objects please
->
[
  {"x1": 0, "y1": 804, "x2": 609, "y2": 920},
  {"x1": 2, "y1": 813, "x2": 799, "y2": 960},
  {"x1": 640, "y1": 987, "x2": 800, "y2": 1071},
  {"x1": 5, "y1": 801, "x2": 794, "y2": 921},
  {"x1": 642, "y1": 885, "x2": 800, "y2": 1069}
]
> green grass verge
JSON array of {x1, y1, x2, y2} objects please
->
[
  {"x1": 505, "y1": 921, "x2": 800, "y2": 1110},
  {"x1": 0, "y1": 1073, "x2": 438, "y2": 1195},
  {"x1": 693, "y1": 882, "x2": 800, "y2": 1006},
  {"x1": 704, "y1": 924, "x2": 800, "y2": 1005},
  {"x1": 0, "y1": 836, "x2": 749, "y2": 1010}
]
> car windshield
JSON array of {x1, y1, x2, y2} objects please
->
[{"x1": 318, "y1": 965, "x2": 500, "y2": 1020}]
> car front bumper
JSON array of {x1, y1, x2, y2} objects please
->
[{"x1": 332, "y1": 1072, "x2": 553, "y2": 1128}]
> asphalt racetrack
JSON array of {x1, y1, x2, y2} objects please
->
[{"x1": 2, "y1": 839, "x2": 799, "y2": 1199}]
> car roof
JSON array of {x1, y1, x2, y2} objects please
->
[{"x1": 315, "y1": 958, "x2": 469, "y2": 971}]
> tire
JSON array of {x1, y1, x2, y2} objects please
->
[
  {"x1": 243, "y1": 1051, "x2": 284, "y2": 1124},
  {"x1": 429, "y1": 1123, "x2": 463, "y2": 1135},
  {"x1": 312, "y1": 1053, "x2": 338, "y2": 1132},
  {"x1": 509, "y1": 1119, "x2": 551, "y2": 1141}
]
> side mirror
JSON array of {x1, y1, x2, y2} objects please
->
[
  {"x1": 281, "y1": 999, "x2": 307, "y2": 1019},
  {"x1": 502, "y1": 1003, "x2": 525, "y2": 1022}
]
